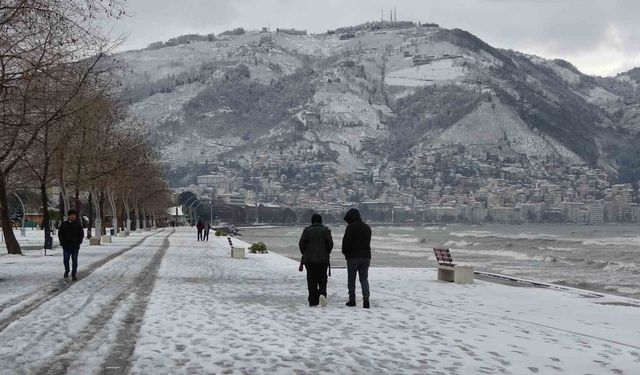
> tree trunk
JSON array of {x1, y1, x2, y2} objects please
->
[
  {"x1": 141, "y1": 206, "x2": 147, "y2": 230},
  {"x1": 134, "y1": 204, "x2": 140, "y2": 231},
  {"x1": 60, "y1": 183, "x2": 70, "y2": 221},
  {"x1": 108, "y1": 191, "x2": 118, "y2": 236},
  {"x1": 87, "y1": 192, "x2": 93, "y2": 239},
  {"x1": 40, "y1": 180, "x2": 51, "y2": 249},
  {"x1": 98, "y1": 191, "x2": 105, "y2": 236},
  {"x1": 0, "y1": 173, "x2": 22, "y2": 255},
  {"x1": 93, "y1": 189, "x2": 102, "y2": 238},
  {"x1": 123, "y1": 198, "x2": 131, "y2": 233}
]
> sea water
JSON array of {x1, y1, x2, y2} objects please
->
[{"x1": 241, "y1": 224, "x2": 640, "y2": 299}]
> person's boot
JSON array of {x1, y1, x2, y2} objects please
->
[
  {"x1": 363, "y1": 297, "x2": 370, "y2": 309},
  {"x1": 64, "y1": 270, "x2": 69, "y2": 279},
  {"x1": 346, "y1": 298, "x2": 356, "y2": 307},
  {"x1": 72, "y1": 274, "x2": 78, "y2": 281},
  {"x1": 319, "y1": 295, "x2": 328, "y2": 307}
]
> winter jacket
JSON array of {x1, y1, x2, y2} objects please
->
[
  {"x1": 58, "y1": 219, "x2": 84, "y2": 250},
  {"x1": 196, "y1": 222, "x2": 204, "y2": 231},
  {"x1": 299, "y1": 223, "x2": 333, "y2": 264},
  {"x1": 341, "y1": 209, "x2": 372, "y2": 260}
]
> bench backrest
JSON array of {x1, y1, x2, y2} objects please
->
[{"x1": 433, "y1": 248, "x2": 455, "y2": 266}]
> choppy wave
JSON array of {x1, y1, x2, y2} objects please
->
[
  {"x1": 581, "y1": 236, "x2": 640, "y2": 246},
  {"x1": 449, "y1": 230, "x2": 563, "y2": 241},
  {"x1": 443, "y1": 240, "x2": 477, "y2": 248},
  {"x1": 452, "y1": 249, "x2": 549, "y2": 261},
  {"x1": 373, "y1": 235, "x2": 418, "y2": 243},
  {"x1": 603, "y1": 261, "x2": 640, "y2": 274}
]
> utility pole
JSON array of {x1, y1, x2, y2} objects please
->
[
  {"x1": 174, "y1": 194, "x2": 178, "y2": 226},
  {"x1": 255, "y1": 179, "x2": 259, "y2": 224},
  {"x1": 214, "y1": 186, "x2": 216, "y2": 224}
]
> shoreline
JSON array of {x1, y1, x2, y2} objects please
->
[{"x1": 234, "y1": 234, "x2": 640, "y2": 306}]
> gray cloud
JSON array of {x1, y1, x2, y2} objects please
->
[{"x1": 110, "y1": 0, "x2": 640, "y2": 76}]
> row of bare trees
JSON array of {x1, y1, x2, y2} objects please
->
[{"x1": 1, "y1": 1, "x2": 171, "y2": 254}]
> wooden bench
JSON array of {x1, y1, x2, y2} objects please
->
[{"x1": 433, "y1": 248, "x2": 474, "y2": 284}]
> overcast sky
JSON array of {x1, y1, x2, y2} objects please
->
[{"x1": 108, "y1": 0, "x2": 640, "y2": 76}]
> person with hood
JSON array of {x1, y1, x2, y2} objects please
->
[
  {"x1": 196, "y1": 220, "x2": 204, "y2": 241},
  {"x1": 203, "y1": 221, "x2": 211, "y2": 241},
  {"x1": 342, "y1": 208, "x2": 372, "y2": 308},
  {"x1": 58, "y1": 209, "x2": 85, "y2": 281},
  {"x1": 299, "y1": 214, "x2": 334, "y2": 307}
]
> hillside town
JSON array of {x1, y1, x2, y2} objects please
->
[{"x1": 179, "y1": 146, "x2": 639, "y2": 224}]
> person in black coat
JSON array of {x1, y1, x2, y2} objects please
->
[
  {"x1": 203, "y1": 221, "x2": 211, "y2": 241},
  {"x1": 196, "y1": 220, "x2": 204, "y2": 241},
  {"x1": 299, "y1": 214, "x2": 333, "y2": 307},
  {"x1": 58, "y1": 209, "x2": 85, "y2": 281},
  {"x1": 342, "y1": 208, "x2": 372, "y2": 308}
]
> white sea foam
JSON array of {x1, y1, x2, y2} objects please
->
[
  {"x1": 449, "y1": 230, "x2": 566, "y2": 241},
  {"x1": 603, "y1": 261, "x2": 640, "y2": 274},
  {"x1": 452, "y1": 248, "x2": 545, "y2": 261},
  {"x1": 443, "y1": 240, "x2": 474, "y2": 248}
]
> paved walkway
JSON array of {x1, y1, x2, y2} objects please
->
[{"x1": 0, "y1": 228, "x2": 638, "y2": 374}]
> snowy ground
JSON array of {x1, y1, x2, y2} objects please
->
[{"x1": 1, "y1": 228, "x2": 639, "y2": 374}]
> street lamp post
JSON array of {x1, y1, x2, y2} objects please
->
[{"x1": 210, "y1": 186, "x2": 215, "y2": 223}]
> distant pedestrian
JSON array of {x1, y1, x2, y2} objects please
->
[
  {"x1": 203, "y1": 221, "x2": 211, "y2": 241},
  {"x1": 58, "y1": 209, "x2": 85, "y2": 281},
  {"x1": 342, "y1": 209, "x2": 372, "y2": 308},
  {"x1": 299, "y1": 214, "x2": 333, "y2": 307},
  {"x1": 196, "y1": 220, "x2": 204, "y2": 241}
]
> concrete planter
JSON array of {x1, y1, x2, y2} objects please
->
[
  {"x1": 101, "y1": 235, "x2": 112, "y2": 244},
  {"x1": 118, "y1": 232, "x2": 127, "y2": 238},
  {"x1": 231, "y1": 247, "x2": 246, "y2": 259},
  {"x1": 89, "y1": 237, "x2": 101, "y2": 246}
]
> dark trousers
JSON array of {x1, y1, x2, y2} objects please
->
[
  {"x1": 305, "y1": 263, "x2": 328, "y2": 306},
  {"x1": 63, "y1": 247, "x2": 80, "y2": 276},
  {"x1": 347, "y1": 258, "x2": 370, "y2": 300},
  {"x1": 197, "y1": 230, "x2": 203, "y2": 241},
  {"x1": 203, "y1": 231, "x2": 209, "y2": 241}
]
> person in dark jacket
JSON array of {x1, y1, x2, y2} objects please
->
[
  {"x1": 196, "y1": 220, "x2": 204, "y2": 241},
  {"x1": 203, "y1": 221, "x2": 211, "y2": 241},
  {"x1": 58, "y1": 209, "x2": 85, "y2": 281},
  {"x1": 299, "y1": 214, "x2": 334, "y2": 307},
  {"x1": 342, "y1": 208, "x2": 372, "y2": 308}
]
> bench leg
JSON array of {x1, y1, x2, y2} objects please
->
[
  {"x1": 438, "y1": 268, "x2": 454, "y2": 282},
  {"x1": 454, "y1": 266, "x2": 474, "y2": 284}
]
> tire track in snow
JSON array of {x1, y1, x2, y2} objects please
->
[
  {"x1": 0, "y1": 230, "x2": 165, "y2": 333},
  {"x1": 36, "y1": 229, "x2": 174, "y2": 375},
  {"x1": 99, "y1": 230, "x2": 174, "y2": 375}
]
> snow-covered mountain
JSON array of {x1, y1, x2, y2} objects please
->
[{"x1": 114, "y1": 23, "x2": 640, "y2": 184}]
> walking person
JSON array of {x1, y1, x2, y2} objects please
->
[
  {"x1": 58, "y1": 209, "x2": 85, "y2": 281},
  {"x1": 342, "y1": 208, "x2": 372, "y2": 308},
  {"x1": 299, "y1": 214, "x2": 333, "y2": 307},
  {"x1": 203, "y1": 221, "x2": 211, "y2": 241},
  {"x1": 196, "y1": 220, "x2": 204, "y2": 241}
]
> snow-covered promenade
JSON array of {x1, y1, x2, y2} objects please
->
[{"x1": 0, "y1": 228, "x2": 639, "y2": 374}]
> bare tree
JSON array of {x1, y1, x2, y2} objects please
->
[{"x1": 0, "y1": 0, "x2": 125, "y2": 254}]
